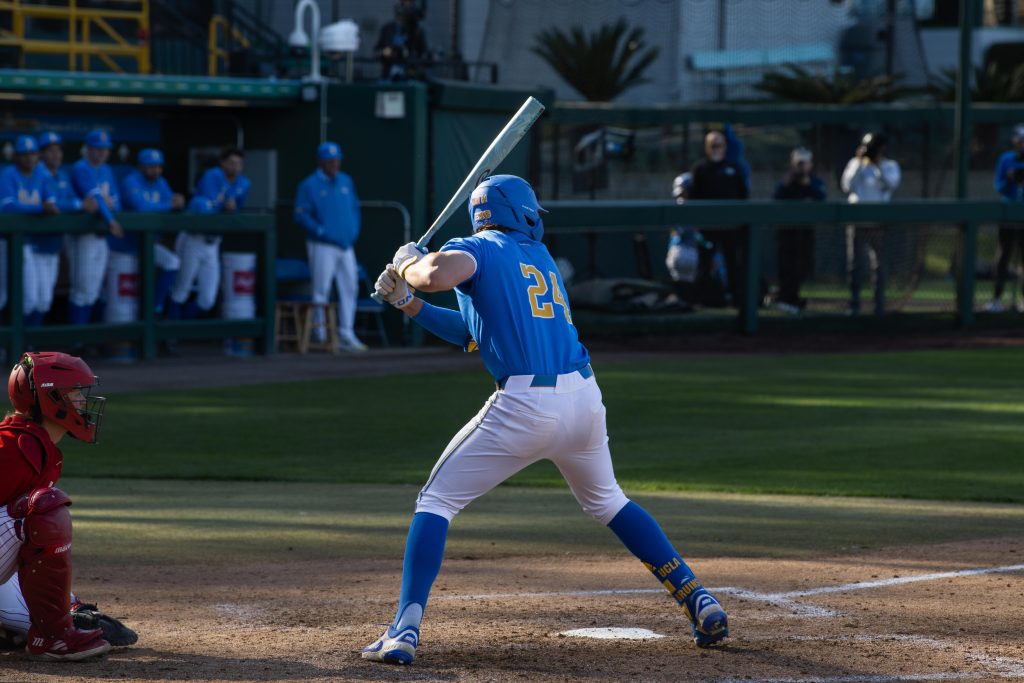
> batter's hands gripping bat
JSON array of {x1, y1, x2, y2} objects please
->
[{"x1": 371, "y1": 96, "x2": 546, "y2": 303}]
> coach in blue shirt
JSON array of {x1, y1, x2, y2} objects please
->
[{"x1": 294, "y1": 141, "x2": 366, "y2": 352}]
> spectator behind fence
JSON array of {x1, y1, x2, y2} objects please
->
[
  {"x1": 294, "y1": 141, "x2": 366, "y2": 352},
  {"x1": 68, "y1": 129, "x2": 124, "y2": 325},
  {"x1": 689, "y1": 129, "x2": 749, "y2": 307},
  {"x1": 986, "y1": 123, "x2": 1024, "y2": 313},
  {"x1": 375, "y1": 0, "x2": 430, "y2": 81},
  {"x1": 117, "y1": 148, "x2": 184, "y2": 319},
  {"x1": 841, "y1": 132, "x2": 900, "y2": 316},
  {"x1": 168, "y1": 147, "x2": 249, "y2": 321},
  {"x1": 0, "y1": 136, "x2": 57, "y2": 322},
  {"x1": 34, "y1": 132, "x2": 81, "y2": 326},
  {"x1": 772, "y1": 147, "x2": 827, "y2": 315}
]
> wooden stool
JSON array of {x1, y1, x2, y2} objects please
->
[
  {"x1": 302, "y1": 302, "x2": 340, "y2": 354},
  {"x1": 274, "y1": 301, "x2": 305, "y2": 353}
]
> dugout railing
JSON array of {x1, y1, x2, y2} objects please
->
[
  {"x1": 0, "y1": 212, "x2": 275, "y2": 360},
  {"x1": 542, "y1": 199, "x2": 1024, "y2": 334}
]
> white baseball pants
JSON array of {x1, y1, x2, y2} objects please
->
[
  {"x1": 0, "y1": 505, "x2": 29, "y2": 634},
  {"x1": 65, "y1": 234, "x2": 109, "y2": 307},
  {"x1": 23, "y1": 248, "x2": 59, "y2": 315},
  {"x1": 416, "y1": 371, "x2": 630, "y2": 525},
  {"x1": 306, "y1": 241, "x2": 358, "y2": 338},
  {"x1": 171, "y1": 233, "x2": 220, "y2": 311}
]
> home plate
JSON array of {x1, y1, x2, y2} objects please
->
[{"x1": 560, "y1": 627, "x2": 666, "y2": 640}]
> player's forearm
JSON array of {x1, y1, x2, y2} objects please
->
[
  {"x1": 403, "y1": 254, "x2": 454, "y2": 292},
  {"x1": 407, "y1": 299, "x2": 472, "y2": 347}
]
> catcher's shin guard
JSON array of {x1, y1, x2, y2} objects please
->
[{"x1": 11, "y1": 488, "x2": 110, "y2": 661}]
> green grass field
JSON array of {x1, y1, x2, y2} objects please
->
[{"x1": 64, "y1": 348, "x2": 1024, "y2": 502}]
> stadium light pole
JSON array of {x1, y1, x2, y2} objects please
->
[{"x1": 289, "y1": 0, "x2": 322, "y2": 83}]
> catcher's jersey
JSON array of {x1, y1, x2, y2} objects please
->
[{"x1": 441, "y1": 229, "x2": 589, "y2": 382}]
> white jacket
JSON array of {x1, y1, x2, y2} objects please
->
[{"x1": 841, "y1": 156, "x2": 901, "y2": 203}]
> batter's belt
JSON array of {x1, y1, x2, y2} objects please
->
[{"x1": 496, "y1": 364, "x2": 593, "y2": 391}]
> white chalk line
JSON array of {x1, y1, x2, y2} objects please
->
[
  {"x1": 717, "y1": 633, "x2": 1024, "y2": 682},
  {"x1": 443, "y1": 563, "x2": 1024, "y2": 620}
]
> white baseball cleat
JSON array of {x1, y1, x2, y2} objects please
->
[
  {"x1": 361, "y1": 625, "x2": 418, "y2": 665},
  {"x1": 338, "y1": 334, "x2": 368, "y2": 353}
]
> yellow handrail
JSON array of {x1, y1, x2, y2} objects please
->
[
  {"x1": 208, "y1": 14, "x2": 250, "y2": 77},
  {"x1": 0, "y1": 0, "x2": 150, "y2": 73}
]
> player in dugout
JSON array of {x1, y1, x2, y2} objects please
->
[{"x1": 367, "y1": 175, "x2": 728, "y2": 665}]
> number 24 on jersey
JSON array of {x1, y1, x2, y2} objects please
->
[{"x1": 520, "y1": 263, "x2": 572, "y2": 323}]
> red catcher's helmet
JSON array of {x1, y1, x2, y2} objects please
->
[{"x1": 8, "y1": 352, "x2": 105, "y2": 443}]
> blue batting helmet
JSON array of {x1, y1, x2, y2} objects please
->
[{"x1": 468, "y1": 175, "x2": 547, "y2": 241}]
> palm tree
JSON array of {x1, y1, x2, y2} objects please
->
[
  {"x1": 532, "y1": 18, "x2": 660, "y2": 102},
  {"x1": 755, "y1": 64, "x2": 905, "y2": 104},
  {"x1": 928, "y1": 63, "x2": 1024, "y2": 102}
]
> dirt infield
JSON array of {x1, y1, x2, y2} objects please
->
[{"x1": 3, "y1": 537, "x2": 1022, "y2": 682}]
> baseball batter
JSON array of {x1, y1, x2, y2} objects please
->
[
  {"x1": 168, "y1": 147, "x2": 250, "y2": 319},
  {"x1": 68, "y1": 129, "x2": 125, "y2": 325},
  {"x1": 367, "y1": 175, "x2": 728, "y2": 665},
  {"x1": 0, "y1": 135, "x2": 57, "y2": 321}
]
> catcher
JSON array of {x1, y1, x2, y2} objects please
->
[{"x1": 0, "y1": 352, "x2": 136, "y2": 661}]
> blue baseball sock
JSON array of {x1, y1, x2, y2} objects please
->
[
  {"x1": 607, "y1": 501, "x2": 706, "y2": 618},
  {"x1": 68, "y1": 303, "x2": 91, "y2": 325},
  {"x1": 392, "y1": 512, "x2": 449, "y2": 632},
  {"x1": 155, "y1": 269, "x2": 177, "y2": 314},
  {"x1": 166, "y1": 300, "x2": 184, "y2": 321}
]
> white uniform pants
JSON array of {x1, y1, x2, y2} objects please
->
[
  {"x1": 416, "y1": 372, "x2": 630, "y2": 525},
  {"x1": 306, "y1": 241, "x2": 358, "y2": 338},
  {"x1": 171, "y1": 233, "x2": 220, "y2": 311},
  {"x1": 65, "y1": 234, "x2": 109, "y2": 307},
  {"x1": 0, "y1": 505, "x2": 29, "y2": 634},
  {"x1": 24, "y1": 248, "x2": 59, "y2": 315}
]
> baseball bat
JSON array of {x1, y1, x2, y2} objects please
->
[{"x1": 371, "y1": 96, "x2": 546, "y2": 303}]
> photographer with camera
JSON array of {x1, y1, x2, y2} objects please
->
[
  {"x1": 375, "y1": 0, "x2": 430, "y2": 81},
  {"x1": 841, "y1": 132, "x2": 901, "y2": 316},
  {"x1": 986, "y1": 124, "x2": 1024, "y2": 313},
  {"x1": 772, "y1": 147, "x2": 827, "y2": 314}
]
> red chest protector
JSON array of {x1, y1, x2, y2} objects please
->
[{"x1": 0, "y1": 415, "x2": 63, "y2": 495}]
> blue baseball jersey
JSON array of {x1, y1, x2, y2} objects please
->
[
  {"x1": 294, "y1": 169, "x2": 361, "y2": 249},
  {"x1": 70, "y1": 158, "x2": 119, "y2": 225},
  {"x1": 0, "y1": 164, "x2": 62, "y2": 254},
  {"x1": 441, "y1": 229, "x2": 590, "y2": 381},
  {"x1": 189, "y1": 167, "x2": 250, "y2": 213},
  {"x1": 995, "y1": 151, "x2": 1024, "y2": 202},
  {"x1": 112, "y1": 170, "x2": 176, "y2": 253},
  {"x1": 37, "y1": 165, "x2": 80, "y2": 253}
]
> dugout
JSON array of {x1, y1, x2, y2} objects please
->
[{"x1": 0, "y1": 71, "x2": 551, "y2": 356}]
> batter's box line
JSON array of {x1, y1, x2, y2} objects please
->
[
  {"x1": 442, "y1": 563, "x2": 1024, "y2": 621},
  {"x1": 719, "y1": 633, "x2": 1024, "y2": 682}
]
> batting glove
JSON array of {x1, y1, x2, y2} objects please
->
[
  {"x1": 376, "y1": 264, "x2": 415, "y2": 308},
  {"x1": 393, "y1": 242, "x2": 427, "y2": 278}
]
